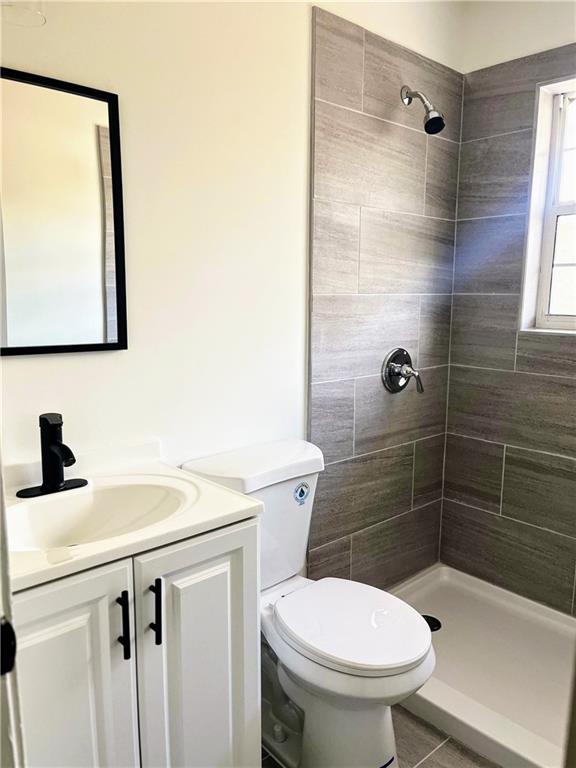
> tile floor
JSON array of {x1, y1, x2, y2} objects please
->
[{"x1": 262, "y1": 706, "x2": 500, "y2": 768}]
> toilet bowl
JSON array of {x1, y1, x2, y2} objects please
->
[
  {"x1": 261, "y1": 576, "x2": 435, "y2": 768},
  {"x1": 183, "y1": 440, "x2": 435, "y2": 768}
]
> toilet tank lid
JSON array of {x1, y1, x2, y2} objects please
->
[{"x1": 182, "y1": 439, "x2": 324, "y2": 493}]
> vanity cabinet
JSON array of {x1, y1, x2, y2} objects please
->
[
  {"x1": 134, "y1": 520, "x2": 260, "y2": 768},
  {"x1": 12, "y1": 560, "x2": 140, "y2": 768},
  {"x1": 12, "y1": 518, "x2": 260, "y2": 768}
]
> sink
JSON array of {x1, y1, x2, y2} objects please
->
[{"x1": 7, "y1": 474, "x2": 199, "y2": 552}]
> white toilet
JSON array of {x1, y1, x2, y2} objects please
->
[{"x1": 184, "y1": 439, "x2": 435, "y2": 768}]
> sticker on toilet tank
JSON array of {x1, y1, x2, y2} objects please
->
[{"x1": 293, "y1": 482, "x2": 310, "y2": 505}]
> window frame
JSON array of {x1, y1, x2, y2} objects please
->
[{"x1": 535, "y1": 89, "x2": 576, "y2": 331}]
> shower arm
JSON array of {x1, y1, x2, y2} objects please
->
[{"x1": 400, "y1": 87, "x2": 434, "y2": 113}]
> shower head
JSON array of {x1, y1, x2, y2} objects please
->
[{"x1": 400, "y1": 85, "x2": 446, "y2": 135}]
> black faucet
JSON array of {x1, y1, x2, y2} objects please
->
[{"x1": 16, "y1": 414, "x2": 88, "y2": 498}]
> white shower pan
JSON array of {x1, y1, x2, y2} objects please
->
[{"x1": 393, "y1": 564, "x2": 576, "y2": 768}]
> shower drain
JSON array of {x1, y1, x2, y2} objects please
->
[{"x1": 422, "y1": 614, "x2": 442, "y2": 632}]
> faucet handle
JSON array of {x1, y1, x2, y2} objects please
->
[
  {"x1": 382, "y1": 348, "x2": 425, "y2": 394},
  {"x1": 39, "y1": 413, "x2": 63, "y2": 428},
  {"x1": 400, "y1": 364, "x2": 424, "y2": 393}
]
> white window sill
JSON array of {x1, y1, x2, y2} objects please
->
[{"x1": 519, "y1": 327, "x2": 576, "y2": 337}]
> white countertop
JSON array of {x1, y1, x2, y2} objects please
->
[{"x1": 6, "y1": 460, "x2": 262, "y2": 593}]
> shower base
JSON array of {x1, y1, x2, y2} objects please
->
[{"x1": 393, "y1": 564, "x2": 576, "y2": 768}]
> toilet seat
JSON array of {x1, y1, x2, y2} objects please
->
[{"x1": 272, "y1": 578, "x2": 431, "y2": 677}]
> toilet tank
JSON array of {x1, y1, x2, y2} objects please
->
[{"x1": 182, "y1": 440, "x2": 324, "y2": 589}]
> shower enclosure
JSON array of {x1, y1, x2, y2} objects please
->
[{"x1": 308, "y1": 9, "x2": 576, "y2": 767}]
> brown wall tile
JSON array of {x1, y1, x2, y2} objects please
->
[
  {"x1": 419, "y1": 295, "x2": 452, "y2": 368},
  {"x1": 458, "y1": 131, "x2": 532, "y2": 219},
  {"x1": 313, "y1": 8, "x2": 364, "y2": 110},
  {"x1": 444, "y1": 434, "x2": 504, "y2": 513},
  {"x1": 311, "y1": 294, "x2": 419, "y2": 382},
  {"x1": 454, "y1": 215, "x2": 525, "y2": 294},
  {"x1": 414, "y1": 434, "x2": 445, "y2": 507},
  {"x1": 516, "y1": 331, "x2": 576, "y2": 378},
  {"x1": 359, "y1": 210, "x2": 454, "y2": 295},
  {"x1": 314, "y1": 99, "x2": 427, "y2": 211},
  {"x1": 448, "y1": 366, "x2": 576, "y2": 458},
  {"x1": 308, "y1": 536, "x2": 351, "y2": 580},
  {"x1": 355, "y1": 366, "x2": 448, "y2": 454},
  {"x1": 312, "y1": 200, "x2": 359, "y2": 294},
  {"x1": 441, "y1": 499, "x2": 576, "y2": 612},
  {"x1": 351, "y1": 502, "x2": 441, "y2": 589},
  {"x1": 309, "y1": 380, "x2": 354, "y2": 464},
  {"x1": 309, "y1": 444, "x2": 414, "y2": 549},
  {"x1": 450, "y1": 294, "x2": 519, "y2": 370},
  {"x1": 502, "y1": 447, "x2": 576, "y2": 538},
  {"x1": 425, "y1": 137, "x2": 460, "y2": 220}
]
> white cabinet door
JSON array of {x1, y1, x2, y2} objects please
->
[
  {"x1": 134, "y1": 518, "x2": 260, "y2": 768},
  {"x1": 12, "y1": 560, "x2": 140, "y2": 768}
]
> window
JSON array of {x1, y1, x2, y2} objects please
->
[{"x1": 535, "y1": 86, "x2": 576, "y2": 330}]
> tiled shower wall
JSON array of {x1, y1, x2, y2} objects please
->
[
  {"x1": 307, "y1": 8, "x2": 576, "y2": 614},
  {"x1": 307, "y1": 8, "x2": 462, "y2": 587},
  {"x1": 442, "y1": 44, "x2": 576, "y2": 615}
]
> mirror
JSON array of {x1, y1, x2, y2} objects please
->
[{"x1": 0, "y1": 69, "x2": 127, "y2": 355}]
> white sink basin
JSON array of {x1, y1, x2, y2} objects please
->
[{"x1": 7, "y1": 474, "x2": 199, "y2": 552}]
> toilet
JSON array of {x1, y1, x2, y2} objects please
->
[{"x1": 184, "y1": 439, "x2": 435, "y2": 768}]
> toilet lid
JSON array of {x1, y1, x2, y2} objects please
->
[{"x1": 273, "y1": 578, "x2": 431, "y2": 677}]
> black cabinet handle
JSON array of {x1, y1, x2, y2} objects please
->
[
  {"x1": 1, "y1": 618, "x2": 17, "y2": 676},
  {"x1": 116, "y1": 591, "x2": 131, "y2": 661},
  {"x1": 149, "y1": 578, "x2": 162, "y2": 645}
]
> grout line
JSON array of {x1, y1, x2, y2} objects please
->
[
  {"x1": 453, "y1": 292, "x2": 520, "y2": 296},
  {"x1": 312, "y1": 195, "x2": 457, "y2": 222},
  {"x1": 461, "y1": 127, "x2": 532, "y2": 144},
  {"x1": 423, "y1": 136, "x2": 429, "y2": 216},
  {"x1": 361, "y1": 30, "x2": 365, "y2": 113},
  {"x1": 411, "y1": 441, "x2": 416, "y2": 509},
  {"x1": 412, "y1": 737, "x2": 451, "y2": 768},
  {"x1": 571, "y1": 563, "x2": 576, "y2": 615},
  {"x1": 315, "y1": 97, "x2": 460, "y2": 144},
  {"x1": 310, "y1": 533, "x2": 351, "y2": 553},
  {"x1": 313, "y1": 292, "x2": 454, "y2": 298},
  {"x1": 416, "y1": 296, "x2": 422, "y2": 368},
  {"x1": 450, "y1": 361, "x2": 576, "y2": 380},
  {"x1": 352, "y1": 378, "x2": 356, "y2": 457},
  {"x1": 357, "y1": 207, "x2": 362, "y2": 292},
  {"x1": 513, "y1": 330, "x2": 519, "y2": 372},
  {"x1": 444, "y1": 430, "x2": 576, "y2": 461},
  {"x1": 440, "y1": 89, "x2": 463, "y2": 561},
  {"x1": 446, "y1": 497, "x2": 576, "y2": 541},
  {"x1": 312, "y1": 364, "x2": 448, "y2": 387},
  {"x1": 498, "y1": 445, "x2": 507, "y2": 515},
  {"x1": 349, "y1": 535, "x2": 353, "y2": 579},
  {"x1": 352, "y1": 498, "x2": 444, "y2": 539},
  {"x1": 457, "y1": 212, "x2": 526, "y2": 222},
  {"x1": 326, "y1": 432, "x2": 447, "y2": 466}
]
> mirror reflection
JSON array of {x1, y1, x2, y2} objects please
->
[{"x1": 1, "y1": 70, "x2": 126, "y2": 354}]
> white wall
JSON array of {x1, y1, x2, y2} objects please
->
[
  {"x1": 2, "y1": 80, "x2": 108, "y2": 346},
  {"x1": 460, "y1": 1, "x2": 576, "y2": 72},
  {"x1": 2, "y1": 1, "x2": 574, "y2": 468},
  {"x1": 320, "y1": 1, "x2": 576, "y2": 72},
  {"x1": 319, "y1": 2, "x2": 467, "y2": 70},
  {"x1": 1, "y1": 2, "x2": 311, "y2": 465}
]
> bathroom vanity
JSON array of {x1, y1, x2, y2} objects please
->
[{"x1": 6, "y1": 458, "x2": 262, "y2": 768}]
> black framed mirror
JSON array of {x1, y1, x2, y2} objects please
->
[{"x1": 0, "y1": 68, "x2": 127, "y2": 355}]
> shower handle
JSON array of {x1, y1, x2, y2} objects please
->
[
  {"x1": 393, "y1": 363, "x2": 424, "y2": 393},
  {"x1": 382, "y1": 348, "x2": 424, "y2": 394}
]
